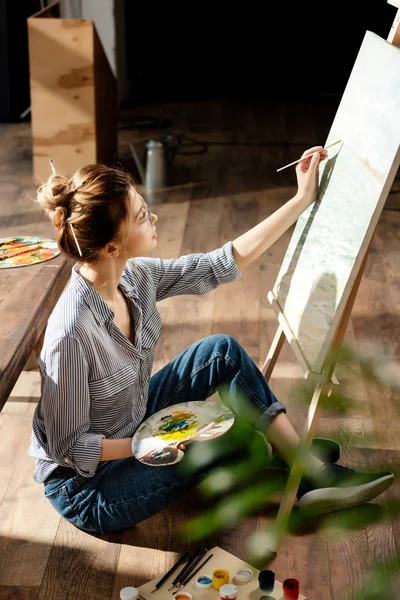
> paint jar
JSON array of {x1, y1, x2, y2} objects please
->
[
  {"x1": 174, "y1": 592, "x2": 193, "y2": 600},
  {"x1": 120, "y1": 587, "x2": 139, "y2": 600},
  {"x1": 235, "y1": 568, "x2": 253, "y2": 584},
  {"x1": 219, "y1": 583, "x2": 238, "y2": 600},
  {"x1": 196, "y1": 574, "x2": 213, "y2": 589},
  {"x1": 259, "y1": 597, "x2": 275, "y2": 600},
  {"x1": 175, "y1": 593, "x2": 192, "y2": 600},
  {"x1": 212, "y1": 569, "x2": 230, "y2": 590},
  {"x1": 258, "y1": 570, "x2": 275, "y2": 593},
  {"x1": 283, "y1": 578, "x2": 300, "y2": 600}
]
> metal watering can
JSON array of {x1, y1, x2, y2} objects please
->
[{"x1": 129, "y1": 134, "x2": 179, "y2": 190}]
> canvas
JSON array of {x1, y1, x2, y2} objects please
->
[{"x1": 271, "y1": 31, "x2": 400, "y2": 374}]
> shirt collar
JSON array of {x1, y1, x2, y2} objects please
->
[
  {"x1": 70, "y1": 263, "x2": 138, "y2": 326},
  {"x1": 119, "y1": 266, "x2": 139, "y2": 299}
]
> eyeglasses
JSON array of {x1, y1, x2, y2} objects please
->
[{"x1": 133, "y1": 203, "x2": 153, "y2": 228}]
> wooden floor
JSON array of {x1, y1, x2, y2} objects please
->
[{"x1": 1, "y1": 99, "x2": 399, "y2": 599}]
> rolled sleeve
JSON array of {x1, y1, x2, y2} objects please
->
[
  {"x1": 207, "y1": 241, "x2": 242, "y2": 286},
  {"x1": 69, "y1": 432, "x2": 104, "y2": 475},
  {"x1": 134, "y1": 240, "x2": 242, "y2": 302},
  {"x1": 40, "y1": 337, "x2": 104, "y2": 477},
  {"x1": 254, "y1": 402, "x2": 287, "y2": 432}
]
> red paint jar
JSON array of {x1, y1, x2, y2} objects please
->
[{"x1": 283, "y1": 578, "x2": 300, "y2": 600}]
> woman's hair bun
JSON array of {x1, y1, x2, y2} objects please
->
[
  {"x1": 37, "y1": 173, "x2": 73, "y2": 229},
  {"x1": 37, "y1": 163, "x2": 135, "y2": 263}
]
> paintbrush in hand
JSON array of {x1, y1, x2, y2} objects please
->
[{"x1": 276, "y1": 139, "x2": 342, "y2": 172}]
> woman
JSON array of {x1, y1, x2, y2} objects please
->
[{"x1": 30, "y1": 147, "x2": 394, "y2": 534}]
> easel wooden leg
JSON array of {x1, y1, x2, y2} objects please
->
[
  {"x1": 265, "y1": 241, "x2": 374, "y2": 559},
  {"x1": 261, "y1": 322, "x2": 340, "y2": 385},
  {"x1": 268, "y1": 379, "x2": 328, "y2": 554},
  {"x1": 261, "y1": 324, "x2": 285, "y2": 381}
]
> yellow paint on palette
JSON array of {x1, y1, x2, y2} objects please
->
[{"x1": 155, "y1": 410, "x2": 199, "y2": 442}]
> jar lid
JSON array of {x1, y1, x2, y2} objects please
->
[
  {"x1": 235, "y1": 567, "x2": 253, "y2": 583},
  {"x1": 196, "y1": 573, "x2": 213, "y2": 589},
  {"x1": 220, "y1": 584, "x2": 238, "y2": 599},
  {"x1": 120, "y1": 587, "x2": 139, "y2": 600}
]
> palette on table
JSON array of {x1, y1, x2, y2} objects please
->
[
  {"x1": 132, "y1": 400, "x2": 235, "y2": 466},
  {"x1": 0, "y1": 236, "x2": 60, "y2": 268},
  {"x1": 138, "y1": 546, "x2": 308, "y2": 599}
]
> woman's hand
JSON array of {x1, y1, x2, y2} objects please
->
[
  {"x1": 295, "y1": 146, "x2": 328, "y2": 208},
  {"x1": 177, "y1": 421, "x2": 217, "y2": 452},
  {"x1": 177, "y1": 440, "x2": 192, "y2": 451}
]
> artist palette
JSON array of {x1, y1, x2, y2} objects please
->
[
  {"x1": 0, "y1": 236, "x2": 60, "y2": 269},
  {"x1": 132, "y1": 400, "x2": 235, "y2": 467}
]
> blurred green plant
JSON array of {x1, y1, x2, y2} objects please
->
[{"x1": 177, "y1": 342, "x2": 400, "y2": 598}]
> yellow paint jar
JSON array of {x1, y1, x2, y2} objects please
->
[{"x1": 212, "y1": 569, "x2": 230, "y2": 590}]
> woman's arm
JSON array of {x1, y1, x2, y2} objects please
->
[
  {"x1": 232, "y1": 146, "x2": 327, "y2": 271},
  {"x1": 232, "y1": 194, "x2": 306, "y2": 271},
  {"x1": 100, "y1": 438, "x2": 134, "y2": 461},
  {"x1": 41, "y1": 337, "x2": 106, "y2": 477}
]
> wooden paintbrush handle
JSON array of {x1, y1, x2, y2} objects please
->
[{"x1": 0, "y1": 244, "x2": 42, "y2": 261}]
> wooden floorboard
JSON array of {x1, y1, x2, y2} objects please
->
[
  {"x1": 0, "y1": 98, "x2": 399, "y2": 598},
  {"x1": 37, "y1": 521, "x2": 123, "y2": 600},
  {"x1": 0, "y1": 588, "x2": 39, "y2": 600},
  {"x1": 326, "y1": 449, "x2": 400, "y2": 599}
]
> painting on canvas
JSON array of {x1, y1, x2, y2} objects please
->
[{"x1": 271, "y1": 32, "x2": 400, "y2": 373}]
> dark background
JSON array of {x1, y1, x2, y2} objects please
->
[
  {"x1": 0, "y1": 0, "x2": 397, "y2": 121},
  {"x1": 0, "y1": 0, "x2": 40, "y2": 121},
  {"x1": 124, "y1": 0, "x2": 397, "y2": 103}
]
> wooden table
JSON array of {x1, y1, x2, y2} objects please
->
[
  {"x1": 0, "y1": 122, "x2": 72, "y2": 409},
  {"x1": 0, "y1": 252, "x2": 72, "y2": 409}
]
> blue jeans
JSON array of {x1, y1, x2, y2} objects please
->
[{"x1": 43, "y1": 334, "x2": 286, "y2": 533}]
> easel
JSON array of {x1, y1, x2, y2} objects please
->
[
  {"x1": 261, "y1": 243, "x2": 372, "y2": 557},
  {"x1": 388, "y1": 0, "x2": 400, "y2": 47},
  {"x1": 260, "y1": 7, "x2": 400, "y2": 557}
]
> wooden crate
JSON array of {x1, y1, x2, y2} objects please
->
[{"x1": 27, "y1": 1, "x2": 117, "y2": 184}]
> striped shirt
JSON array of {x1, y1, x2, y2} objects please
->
[{"x1": 29, "y1": 241, "x2": 241, "y2": 483}]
